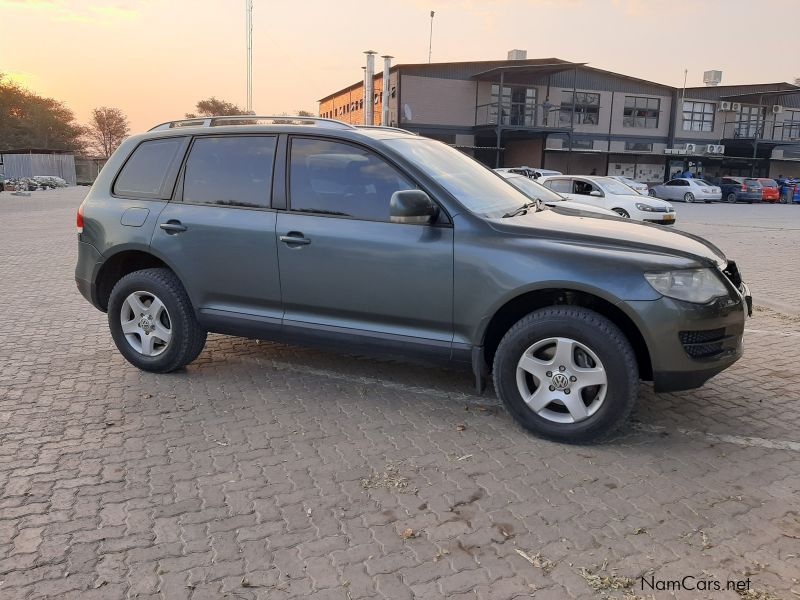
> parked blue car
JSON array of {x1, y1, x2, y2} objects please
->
[{"x1": 711, "y1": 177, "x2": 763, "y2": 204}]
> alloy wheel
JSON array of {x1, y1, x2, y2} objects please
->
[
  {"x1": 120, "y1": 291, "x2": 172, "y2": 356},
  {"x1": 515, "y1": 337, "x2": 608, "y2": 424}
]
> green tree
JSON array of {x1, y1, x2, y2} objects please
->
[
  {"x1": 185, "y1": 97, "x2": 246, "y2": 118},
  {"x1": 85, "y1": 106, "x2": 130, "y2": 158},
  {"x1": 0, "y1": 74, "x2": 85, "y2": 151}
]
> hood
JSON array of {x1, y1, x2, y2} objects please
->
[
  {"x1": 488, "y1": 209, "x2": 726, "y2": 267},
  {"x1": 618, "y1": 193, "x2": 673, "y2": 209}
]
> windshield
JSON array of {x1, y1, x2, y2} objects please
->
[
  {"x1": 503, "y1": 175, "x2": 565, "y2": 202},
  {"x1": 595, "y1": 177, "x2": 638, "y2": 195},
  {"x1": 384, "y1": 138, "x2": 528, "y2": 216}
]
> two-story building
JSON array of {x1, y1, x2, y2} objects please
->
[{"x1": 318, "y1": 54, "x2": 800, "y2": 183}]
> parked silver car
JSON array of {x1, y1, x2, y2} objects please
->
[{"x1": 650, "y1": 178, "x2": 721, "y2": 203}]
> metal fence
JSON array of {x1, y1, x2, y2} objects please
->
[{"x1": 1, "y1": 153, "x2": 76, "y2": 185}]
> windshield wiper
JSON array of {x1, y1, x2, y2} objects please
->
[{"x1": 502, "y1": 200, "x2": 540, "y2": 218}]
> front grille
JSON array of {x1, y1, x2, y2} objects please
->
[{"x1": 679, "y1": 328, "x2": 726, "y2": 359}]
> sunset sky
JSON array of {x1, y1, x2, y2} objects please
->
[{"x1": 2, "y1": 0, "x2": 798, "y2": 133}]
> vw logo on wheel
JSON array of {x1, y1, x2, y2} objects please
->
[{"x1": 551, "y1": 373, "x2": 570, "y2": 390}]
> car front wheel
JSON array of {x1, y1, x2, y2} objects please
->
[
  {"x1": 612, "y1": 208, "x2": 630, "y2": 218},
  {"x1": 493, "y1": 306, "x2": 638, "y2": 444},
  {"x1": 684, "y1": 192, "x2": 695, "y2": 203},
  {"x1": 648, "y1": 189, "x2": 657, "y2": 197},
  {"x1": 108, "y1": 268, "x2": 207, "y2": 373}
]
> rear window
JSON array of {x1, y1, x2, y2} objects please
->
[
  {"x1": 744, "y1": 178, "x2": 762, "y2": 187},
  {"x1": 759, "y1": 179, "x2": 777, "y2": 187},
  {"x1": 114, "y1": 137, "x2": 187, "y2": 199},
  {"x1": 183, "y1": 136, "x2": 277, "y2": 209}
]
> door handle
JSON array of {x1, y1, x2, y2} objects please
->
[
  {"x1": 159, "y1": 220, "x2": 187, "y2": 234},
  {"x1": 279, "y1": 232, "x2": 311, "y2": 246}
]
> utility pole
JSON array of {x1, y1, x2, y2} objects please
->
[
  {"x1": 246, "y1": 0, "x2": 253, "y2": 112},
  {"x1": 428, "y1": 11, "x2": 435, "y2": 63}
]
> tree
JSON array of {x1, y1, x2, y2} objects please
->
[
  {"x1": 297, "y1": 110, "x2": 316, "y2": 117},
  {"x1": 0, "y1": 74, "x2": 85, "y2": 151},
  {"x1": 186, "y1": 97, "x2": 246, "y2": 118},
  {"x1": 85, "y1": 107, "x2": 129, "y2": 158}
]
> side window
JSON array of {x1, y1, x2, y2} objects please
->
[
  {"x1": 544, "y1": 178, "x2": 571, "y2": 194},
  {"x1": 665, "y1": 180, "x2": 678, "y2": 186},
  {"x1": 183, "y1": 136, "x2": 277, "y2": 209},
  {"x1": 289, "y1": 138, "x2": 415, "y2": 221},
  {"x1": 573, "y1": 180, "x2": 594, "y2": 195},
  {"x1": 679, "y1": 180, "x2": 690, "y2": 186},
  {"x1": 114, "y1": 137, "x2": 187, "y2": 199}
]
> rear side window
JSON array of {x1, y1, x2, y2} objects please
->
[
  {"x1": 183, "y1": 136, "x2": 277, "y2": 209},
  {"x1": 543, "y1": 178, "x2": 572, "y2": 194},
  {"x1": 114, "y1": 137, "x2": 187, "y2": 199}
]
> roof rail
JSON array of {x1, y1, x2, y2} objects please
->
[
  {"x1": 148, "y1": 115, "x2": 356, "y2": 132},
  {"x1": 354, "y1": 125, "x2": 418, "y2": 135}
]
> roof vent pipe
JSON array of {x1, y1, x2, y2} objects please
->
[
  {"x1": 381, "y1": 55, "x2": 393, "y2": 126},
  {"x1": 364, "y1": 51, "x2": 377, "y2": 125}
]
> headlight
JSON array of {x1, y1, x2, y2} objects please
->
[
  {"x1": 635, "y1": 203, "x2": 656, "y2": 211},
  {"x1": 644, "y1": 269, "x2": 729, "y2": 303}
]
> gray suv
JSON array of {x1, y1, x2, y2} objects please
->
[{"x1": 75, "y1": 116, "x2": 751, "y2": 443}]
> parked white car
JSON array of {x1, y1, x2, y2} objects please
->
[
  {"x1": 606, "y1": 175, "x2": 649, "y2": 195},
  {"x1": 495, "y1": 171, "x2": 619, "y2": 217},
  {"x1": 495, "y1": 167, "x2": 563, "y2": 180},
  {"x1": 650, "y1": 178, "x2": 721, "y2": 203},
  {"x1": 539, "y1": 175, "x2": 676, "y2": 224}
]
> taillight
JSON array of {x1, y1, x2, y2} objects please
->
[
  {"x1": 77, "y1": 204, "x2": 84, "y2": 233},
  {"x1": 741, "y1": 185, "x2": 747, "y2": 192}
]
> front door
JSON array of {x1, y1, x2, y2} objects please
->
[
  {"x1": 276, "y1": 137, "x2": 454, "y2": 345},
  {"x1": 151, "y1": 135, "x2": 283, "y2": 321}
]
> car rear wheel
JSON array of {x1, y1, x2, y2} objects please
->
[
  {"x1": 648, "y1": 189, "x2": 657, "y2": 197},
  {"x1": 684, "y1": 192, "x2": 695, "y2": 203},
  {"x1": 612, "y1": 208, "x2": 630, "y2": 218},
  {"x1": 108, "y1": 268, "x2": 207, "y2": 373},
  {"x1": 493, "y1": 306, "x2": 638, "y2": 444},
  {"x1": 726, "y1": 192, "x2": 737, "y2": 203}
]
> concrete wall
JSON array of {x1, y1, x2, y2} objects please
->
[{"x1": 543, "y1": 151, "x2": 606, "y2": 175}]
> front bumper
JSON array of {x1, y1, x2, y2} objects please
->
[
  {"x1": 628, "y1": 279, "x2": 750, "y2": 393},
  {"x1": 642, "y1": 211, "x2": 677, "y2": 225}
]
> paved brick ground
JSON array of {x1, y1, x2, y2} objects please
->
[{"x1": 1, "y1": 188, "x2": 799, "y2": 600}]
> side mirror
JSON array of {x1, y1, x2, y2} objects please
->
[
  {"x1": 589, "y1": 190, "x2": 603, "y2": 197},
  {"x1": 390, "y1": 190, "x2": 439, "y2": 225}
]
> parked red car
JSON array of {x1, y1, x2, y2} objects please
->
[{"x1": 757, "y1": 178, "x2": 780, "y2": 202}]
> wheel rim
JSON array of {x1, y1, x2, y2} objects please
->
[
  {"x1": 685, "y1": 193, "x2": 694, "y2": 203},
  {"x1": 515, "y1": 337, "x2": 608, "y2": 424},
  {"x1": 612, "y1": 208, "x2": 629, "y2": 218},
  {"x1": 648, "y1": 190, "x2": 656, "y2": 197},
  {"x1": 120, "y1": 291, "x2": 172, "y2": 357}
]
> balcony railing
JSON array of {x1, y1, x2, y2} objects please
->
[{"x1": 475, "y1": 102, "x2": 569, "y2": 129}]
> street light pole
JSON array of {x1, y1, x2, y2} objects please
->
[{"x1": 428, "y1": 11, "x2": 435, "y2": 63}]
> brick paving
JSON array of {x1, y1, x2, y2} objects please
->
[{"x1": 1, "y1": 187, "x2": 799, "y2": 599}]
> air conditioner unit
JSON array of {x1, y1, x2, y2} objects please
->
[
  {"x1": 717, "y1": 144, "x2": 725, "y2": 154},
  {"x1": 772, "y1": 105, "x2": 783, "y2": 114},
  {"x1": 718, "y1": 101, "x2": 732, "y2": 111},
  {"x1": 731, "y1": 102, "x2": 742, "y2": 111},
  {"x1": 685, "y1": 143, "x2": 697, "y2": 154},
  {"x1": 705, "y1": 144, "x2": 717, "y2": 153}
]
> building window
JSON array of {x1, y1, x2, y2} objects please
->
[
  {"x1": 489, "y1": 85, "x2": 536, "y2": 126},
  {"x1": 560, "y1": 92, "x2": 600, "y2": 125},
  {"x1": 625, "y1": 142, "x2": 653, "y2": 152},
  {"x1": 623, "y1": 96, "x2": 660, "y2": 128},
  {"x1": 736, "y1": 105, "x2": 763, "y2": 137},
  {"x1": 682, "y1": 101, "x2": 715, "y2": 132},
  {"x1": 780, "y1": 110, "x2": 800, "y2": 140}
]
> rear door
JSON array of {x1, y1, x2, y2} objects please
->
[
  {"x1": 275, "y1": 136, "x2": 454, "y2": 345},
  {"x1": 150, "y1": 134, "x2": 283, "y2": 321}
]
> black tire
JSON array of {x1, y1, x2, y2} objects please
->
[
  {"x1": 648, "y1": 189, "x2": 657, "y2": 197},
  {"x1": 726, "y1": 192, "x2": 736, "y2": 203},
  {"x1": 492, "y1": 306, "x2": 638, "y2": 444},
  {"x1": 684, "y1": 192, "x2": 695, "y2": 203},
  {"x1": 612, "y1": 208, "x2": 630, "y2": 218},
  {"x1": 107, "y1": 268, "x2": 207, "y2": 373}
]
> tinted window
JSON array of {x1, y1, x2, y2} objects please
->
[
  {"x1": 114, "y1": 137, "x2": 187, "y2": 199},
  {"x1": 290, "y1": 138, "x2": 415, "y2": 221},
  {"x1": 183, "y1": 136, "x2": 276, "y2": 208},
  {"x1": 544, "y1": 178, "x2": 572, "y2": 194}
]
